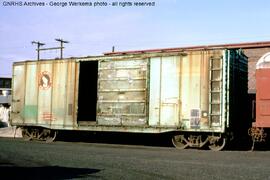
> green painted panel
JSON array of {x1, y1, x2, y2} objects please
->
[{"x1": 22, "y1": 105, "x2": 38, "y2": 119}]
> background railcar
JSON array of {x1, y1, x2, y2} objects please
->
[
  {"x1": 11, "y1": 48, "x2": 248, "y2": 150},
  {"x1": 0, "y1": 77, "x2": 12, "y2": 105},
  {"x1": 0, "y1": 77, "x2": 12, "y2": 127},
  {"x1": 249, "y1": 52, "x2": 270, "y2": 150}
]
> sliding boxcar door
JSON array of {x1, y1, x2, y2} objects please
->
[
  {"x1": 97, "y1": 59, "x2": 148, "y2": 126},
  {"x1": 149, "y1": 56, "x2": 180, "y2": 127}
]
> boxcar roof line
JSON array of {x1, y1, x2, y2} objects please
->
[
  {"x1": 104, "y1": 41, "x2": 270, "y2": 56},
  {"x1": 12, "y1": 41, "x2": 270, "y2": 63}
]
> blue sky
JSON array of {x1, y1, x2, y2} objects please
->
[{"x1": 1, "y1": 0, "x2": 270, "y2": 76}]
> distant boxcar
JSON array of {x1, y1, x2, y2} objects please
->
[
  {"x1": 11, "y1": 48, "x2": 248, "y2": 150},
  {"x1": 0, "y1": 77, "x2": 12, "y2": 127},
  {"x1": 0, "y1": 77, "x2": 12, "y2": 104},
  {"x1": 249, "y1": 52, "x2": 270, "y2": 149}
]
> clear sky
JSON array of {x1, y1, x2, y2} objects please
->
[{"x1": 1, "y1": 0, "x2": 270, "y2": 77}]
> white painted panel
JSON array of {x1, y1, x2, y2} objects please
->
[
  {"x1": 149, "y1": 57, "x2": 161, "y2": 126},
  {"x1": 160, "y1": 56, "x2": 180, "y2": 126}
]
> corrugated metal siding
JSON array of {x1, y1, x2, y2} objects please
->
[
  {"x1": 11, "y1": 60, "x2": 77, "y2": 128},
  {"x1": 10, "y1": 49, "x2": 248, "y2": 134},
  {"x1": 11, "y1": 63, "x2": 26, "y2": 124},
  {"x1": 24, "y1": 63, "x2": 38, "y2": 123},
  {"x1": 149, "y1": 51, "x2": 224, "y2": 131}
]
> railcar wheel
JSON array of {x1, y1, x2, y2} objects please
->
[
  {"x1": 21, "y1": 128, "x2": 33, "y2": 141},
  {"x1": 208, "y1": 136, "x2": 226, "y2": 151},
  {"x1": 172, "y1": 135, "x2": 189, "y2": 149},
  {"x1": 45, "y1": 130, "x2": 57, "y2": 143}
]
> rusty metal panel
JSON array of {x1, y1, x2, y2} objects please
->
[
  {"x1": 37, "y1": 62, "x2": 53, "y2": 125},
  {"x1": 179, "y1": 54, "x2": 200, "y2": 129},
  {"x1": 37, "y1": 60, "x2": 77, "y2": 127},
  {"x1": 179, "y1": 52, "x2": 208, "y2": 129},
  {"x1": 149, "y1": 51, "x2": 225, "y2": 130},
  {"x1": 51, "y1": 62, "x2": 67, "y2": 125},
  {"x1": 65, "y1": 61, "x2": 77, "y2": 126},
  {"x1": 11, "y1": 60, "x2": 77, "y2": 129},
  {"x1": 181, "y1": 51, "x2": 223, "y2": 130},
  {"x1": 97, "y1": 59, "x2": 148, "y2": 126}
]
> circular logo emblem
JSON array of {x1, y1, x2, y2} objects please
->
[{"x1": 39, "y1": 71, "x2": 52, "y2": 90}]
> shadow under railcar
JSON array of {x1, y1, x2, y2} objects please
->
[{"x1": 56, "y1": 131, "x2": 174, "y2": 148}]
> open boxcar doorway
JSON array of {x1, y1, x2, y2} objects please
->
[{"x1": 77, "y1": 61, "x2": 98, "y2": 124}]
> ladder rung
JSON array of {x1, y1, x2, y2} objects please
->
[
  {"x1": 210, "y1": 114, "x2": 221, "y2": 116},
  {"x1": 210, "y1": 57, "x2": 222, "y2": 60},
  {"x1": 210, "y1": 90, "x2": 221, "y2": 93},
  {"x1": 211, "y1": 79, "x2": 222, "y2": 82},
  {"x1": 211, "y1": 68, "x2": 222, "y2": 71},
  {"x1": 210, "y1": 102, "x2": 221, "y2": 104}
]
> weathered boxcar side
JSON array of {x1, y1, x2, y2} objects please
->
[{"x1": 11, "y1": 49, "x2": 248, "y2": 150}]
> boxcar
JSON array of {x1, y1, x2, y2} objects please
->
[
  {"x1": 11, "y1": 48, "x2": 248, "y2": 150},
  {"x1": 249, "y1": 52, "x2": 270, "y2": 149}
]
